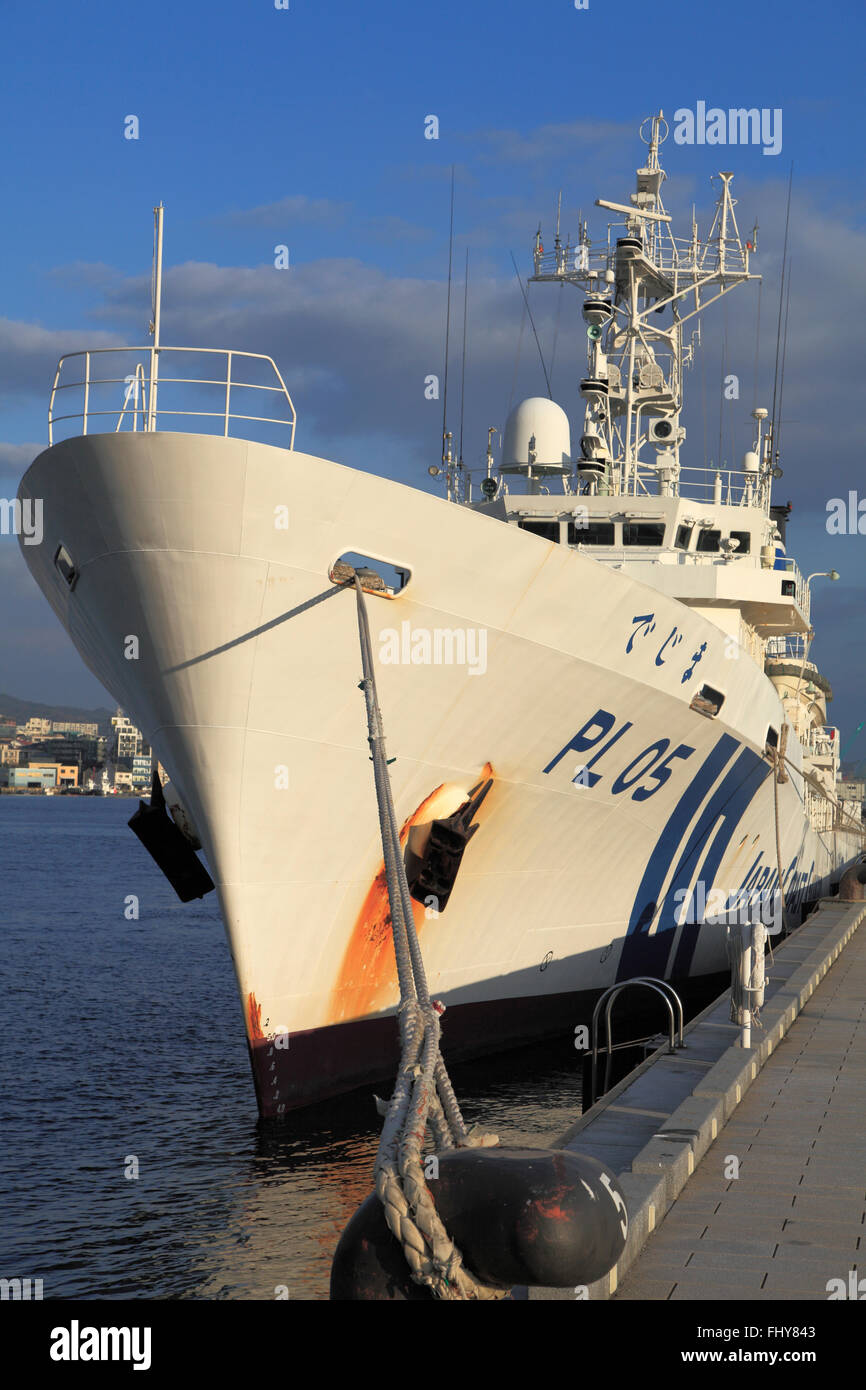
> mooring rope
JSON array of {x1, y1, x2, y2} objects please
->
[{"x1": 350, "y1": 576, "x2": 505, "y2": 1300}]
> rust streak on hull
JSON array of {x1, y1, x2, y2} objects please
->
[
  {"x1": 247, "y1": 991, "x2": 265, "y2": 1042},
  {"x1": 328, "y1": 765, "x2": 494, "y2": 1023}
]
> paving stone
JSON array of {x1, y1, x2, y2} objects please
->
[
  {"x1": 787, "y1": 1193, "x2": 866, "y2": 1219},
  {"x1": 666, "y1": 1270, "x2": 769, "y2": 1297},
  {"x1": 757, "y1": 1268, "x2": 846, "y2": 1297},
  {"x1": 611, "y1": 1279, "x2": 677, "y2": 1300},
  {"x1": 642, "y1": 1233, "x2": 781, "y2": 1258}
]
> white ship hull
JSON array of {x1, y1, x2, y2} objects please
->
[{"x1": 18, "y1": 432, "x2": 860, "y2": 1112}]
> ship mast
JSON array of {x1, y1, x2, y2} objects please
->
[{"x1": 529, "y1": 112, "x2": 761, "y2": 503}]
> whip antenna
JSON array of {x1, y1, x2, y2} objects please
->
[
  {"x1": 458, "y1": 248, "x2": 469, "y2": 472},
  {"x1": 441, "y1": 167, "x2": 456, "y2": 497},
  {"x1": 510, "y1": 251, "x2": 552, "y2": 399},
  {"x1": 770, "y1": 164, "x2": 793, "y2": 457}
]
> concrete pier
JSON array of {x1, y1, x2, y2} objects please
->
[{"x1": 529, "y1": 898, "x2": 866, "y2": 1301}]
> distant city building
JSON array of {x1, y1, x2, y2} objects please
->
[
  {"x1": 22, "y1": 716, "x2": 52, "y2": 736},
  {"x1": 51, "y1": 721, "x2": 99, "y2": 737},
  {"x1": 23, "y1": 733, "x2": 105, "y2": 768},
  {"x1": 2, "y1": 766, "x2": 58, "y2": 791},
  {"x1": 0, "y1": 742, "x2": 20, "y2": 765},
  {"x1": 25, "y1": 761, "x2": 79, "y2": 788},
  {"x1": 838, "y1": 778, "x2": 866, "y2": 803},
  {"x1": 111, "y1": 710, "x2": 148, "y2": 766},
  {"x1": 131, "y1": 752, "x2": 154, "y2": 789}
]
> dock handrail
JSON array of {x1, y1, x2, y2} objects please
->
[
  {"x1": 47, "y1": 345, "x2": 297, "y2": 448},
  {"x1": 588, "y1": 977, "x2": 685, "y2": 1108}
]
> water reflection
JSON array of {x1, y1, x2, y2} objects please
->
[{"x1": 1, "y1": 799, "x2": 589, "y2": 1301}]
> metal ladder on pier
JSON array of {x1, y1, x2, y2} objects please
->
[{"x1": 586, "y1": 977, "x2": 685, "y2": 1109}]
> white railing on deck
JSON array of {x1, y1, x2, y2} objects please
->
[
  {"x1": 47, "y1": 346, "x2": 297, "y2": 448},
  {"x1": 671, "y1": 465, "x2": 766, "y2": 510},
  {"x1": 765, "y1": 634, "x2": 809, "y2": 662},
  {"x1": 575, "y1": 462, "x2": 772, "y2": 513},
  {"x1": 531, "y1": 232, "x2": 749, "y2": 283},
  {"x1": 807, "y1": 726, "x2": 839, "y2": 764},
  {"x1": 773, "y1": 555, "x2": 810, "y2": 618}
]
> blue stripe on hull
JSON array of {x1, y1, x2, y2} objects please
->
[{"x1": 617, "y1": 733, "x2": 771, "y2": 980}]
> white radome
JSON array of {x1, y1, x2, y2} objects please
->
[{"x1": 502, "y1": 397, "x2": 571, "y2": 469}]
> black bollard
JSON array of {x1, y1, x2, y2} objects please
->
[{"x1": 330, "y1": 1145, "x2": 628, "y2": 1300}]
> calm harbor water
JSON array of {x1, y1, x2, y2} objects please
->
[{"x1": 0, "y1": 796, "x2": 583, "y2": 1300}]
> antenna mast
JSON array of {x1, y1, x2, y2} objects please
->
[
  {"x1": 441, "y1": 169, "x2": 456, "y2": 500},
  {"x1": 147, "y1": 202, "x2": 164, "y2": 432},
  {"x1": 458, "y1": 248, "x2": 469, "y2": 477}
]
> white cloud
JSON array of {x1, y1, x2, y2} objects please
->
[
  {"x1": 219, "y1": 194, "x2": 350, "y2": 228},
  {"x1": 0, "y1": 441, "x2": 43, "y2": 474},
  {"x1": 0, "y1": 317, "x2": 120, "y2": 399}
]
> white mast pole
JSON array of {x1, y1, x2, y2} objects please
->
[
  {"x1": 624, "y1": 265, "x2": 638, "y2": 494},
  {"x1": 148, "y1": 202, "x2": 164, "y2": 432}
]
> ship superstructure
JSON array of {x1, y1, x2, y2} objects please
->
[
  {"x1": 17, "y1": 119, "x2": 862, "y2": 1114},
  {"x1": 447, "y1": 113, "x2": 851, "y2": 846}
]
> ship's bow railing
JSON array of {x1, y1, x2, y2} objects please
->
[{"x1": 47, "y1": 346, "x2": 297, "y2": 448}]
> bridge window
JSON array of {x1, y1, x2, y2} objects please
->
[
  {"x1": 623, "y1": 522, "x2": 665, "y2": 546},
  {"x1": 696, "y1": 529, "x2": 721, "y2": 553},
  {"x1": 675, "y1": 524, "x2": 693, "y2": 550},
  {"x1": 568, "y1": 520, "x2": 616, "y2": 546},
  {"x1": 730, "y1": 530, "x2": 751, "y2": 555},
  {"x1": 519, "y1": 520, "x2": 560, "y2": 543}
]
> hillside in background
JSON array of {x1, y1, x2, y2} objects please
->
[{"x1": 0, "y1": 691, "x2": 115, "y2": 737}]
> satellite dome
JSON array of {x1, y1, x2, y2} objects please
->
[{"x1": 501, "y1": 397, "x2": 571, "y2": 475}]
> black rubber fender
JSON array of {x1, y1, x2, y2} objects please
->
[
  {"x1": 128, "y1": 772, "x2": 214, "y2": 902},
  {"x1": 330, "y1": 1144, "x2": 628, "y2": 1300}
]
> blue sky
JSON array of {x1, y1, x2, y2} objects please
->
[{"x1": 2, "y1": 0, "x2": 865, "y2": 758}]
